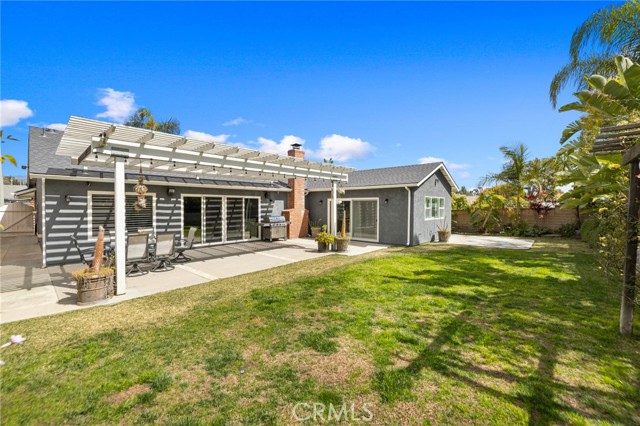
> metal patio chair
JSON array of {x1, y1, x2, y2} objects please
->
[
  {"x1": 151, "y1": 232, "x2": 176, "y2": 272},
  {"x1": 173, "y1": 227, "x2": 197, "y2": 263},
  {"x1": 70, "y1": 235, "x2": 93, "y2": 266},
  {"x1": 126, "y1": 234, "x2": 150, "y2": 276}
]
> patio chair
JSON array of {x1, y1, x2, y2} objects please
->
[
  {"x1": 151, "y1": 232, "x2": 176, "y2": 272},
  {"x1": 70, "y1": 235, "x2": 92, "y2": 266},
  {"x1": 173, "y1": 227, "x2": 197, "y2": 263},
  {"x1": 126, "y1": 234, "x2": 150, "y2": 276}
]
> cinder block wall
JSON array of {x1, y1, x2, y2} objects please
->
[{"x1": 452, "y1": 208, "x2": 584, "y2": 233}]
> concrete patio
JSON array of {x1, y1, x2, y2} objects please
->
[{"x1": 0, "y1": 235, "x2": 388, "y2": 324}]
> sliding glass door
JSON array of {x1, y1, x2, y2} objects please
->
[
  {"x1": 329, "y1": 198, "x2": 378, "y2": 242},
  {"x1": 226, "y1": 197, "x2": 244, "y2": 242},
  {"x1": 204, "y1": 197, "x2": 223, "y2": 243},
  {"x1": 244, "y1": 198, "x2": 260, "y2": 240},
  {"x1": 352, "y1": 200, "x2": 377, "y2": 240},
  {"x1": 183, "y1": 196, "x2": 203, "y2": 244}
]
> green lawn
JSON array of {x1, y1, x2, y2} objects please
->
[{"x1": 1, "y1": 240, "x2": 639, "y2": 425}]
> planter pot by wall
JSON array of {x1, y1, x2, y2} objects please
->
[
  {"x1": 437, "y1": 230, "x2": 451, "y2": 242},
  {"x1": 317, "y1": 242, "x2": 329, "y2": 253},
  {"x1": 335, "y1": 239, "x2": 350, "y2": 252},
  {"x1": 76, "y1": 273, "x2": 114, "y2": 305},
  {"x1": 310, "y1": 228, "x2": 321, "y2": 238}
]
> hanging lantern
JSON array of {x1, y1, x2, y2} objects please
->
[{"x1": 133, "y1": 175, "x2": 148, "y2": 211}]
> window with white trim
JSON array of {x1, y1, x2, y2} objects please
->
[
  {"x1": 425, "y1": 196, "x2": 445, "y2": 220},
  {"x1": 89, "y1": 194, "x2": 154, "y2": 237}
]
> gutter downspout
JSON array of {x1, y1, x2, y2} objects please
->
[
  {"x1": 41, "y1": 178, "x2": 47, "y2": 268},
  {"x1": 405, "y1": 186, "x2": 411, "y2": 246}
]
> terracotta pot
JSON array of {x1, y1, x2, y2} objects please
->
[{"x1": 437, "y1": 230, "x2": 451, "y2": 242}]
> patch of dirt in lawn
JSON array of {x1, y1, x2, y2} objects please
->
[
  {"x1": 249, "y1": 317, "x2": 266, "y2": 327},
  {"x1": 106, "y1": 383, "x2": 151, "y2": 405},
  {"x1": 271, "y1": 336, "x2": 375, "y2": 388}
]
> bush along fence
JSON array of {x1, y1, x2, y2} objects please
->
[{"x1": 452, "y1": 207, "x2": 586, "y2": 236}]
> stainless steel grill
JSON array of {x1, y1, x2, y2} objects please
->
[{"x1": 260, "y1": 215, "x2": 290, "y2": 241}]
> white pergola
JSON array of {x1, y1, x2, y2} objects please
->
[{"x1": 57, "y1": 116, "x2": 352, "y2": 295}]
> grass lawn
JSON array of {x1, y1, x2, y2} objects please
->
[{"x1": 1, "y1": 239, "x2": 639, "y2": 425}]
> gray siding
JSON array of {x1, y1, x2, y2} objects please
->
[
  {"x1": 411, "y1": 169, "x2": 453, "y2": 245},
  {"x1": 44, "y1": 179, "x2": 287, "y2": 266},
  {"x1": 307, "y1": 187, "x2": 410, "y2": 246}
]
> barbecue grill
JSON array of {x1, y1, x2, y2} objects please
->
[{"x1": 260, "y1": 215, "x2": 290, "y2": 241}]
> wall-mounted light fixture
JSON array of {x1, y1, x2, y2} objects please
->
[
  {"x1": 167, "y1": 188, "x2": 176, "y2": 197},
  {"x1": 65, "y1": 195, "x2": 71, "y2": 203},
  {"x1": 384, "y1": 198, "x2": 389, "y2": 204},
  {"x1": 319, "y1": 199, "x2": 323, "y2": 205},
  {"x1": 435, "y1": 177, "x2": 440, "y2": 186},
  {"x1": 264, "y1": 192, "x2": 269, "y2": 199}
]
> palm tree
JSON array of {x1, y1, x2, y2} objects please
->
[
  {"x1": 124, "y1": 108, "x2": 181, "y2": 135},
  {"x1": 549, "y1": 0, "x2": 640, "y2": 108},
  {"x1": 481, "y1": 143, "x2": 529, "y2": 220}
]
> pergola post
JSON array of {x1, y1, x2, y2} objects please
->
[
  {"x1": 114, "y1": 156, "x2": 127, "y2": 295},
  {"x1": 621, "y1": 160, "x2": 639, "y2": 335},
  {"x1": 331, "y1": 180, "x2": 338, "y2": 236}
]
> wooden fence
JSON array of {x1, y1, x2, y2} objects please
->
[{"x1": 452, "y1": 208, "x2": 585, "y2": 233}]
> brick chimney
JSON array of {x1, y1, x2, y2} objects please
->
[{"x1": 283, "y1": 143, "x2": 309, "y2": 239}]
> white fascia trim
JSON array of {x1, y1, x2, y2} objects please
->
[
  {"x1": 416, "y1": 164, "x2": 460, "y2": 192},
  {"x1": 307, "y1": 183, "x2": 419, "y2": 192},
  {"x1": 29, "y1": 173, "x2": 291, "y2": 192}
]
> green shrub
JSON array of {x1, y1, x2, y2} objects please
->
[
  {"x1": 580, "y1": 219, "x2": 601, "y2": 248},
  {"x1": 507, "y1": 222, "x2": 550, "y2": 237},
  {"x1": 558, "y1": 223, "x2": 577, "y2": 238}
]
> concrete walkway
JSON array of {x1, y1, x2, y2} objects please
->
[
  {"x1": 0, "y1": 235, "x2": 387, "y2": 324},
  {"x1": 448, "y1": 234, "x2": 534, "y2": 250}
]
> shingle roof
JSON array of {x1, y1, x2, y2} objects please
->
[
  {"x1": 27, "y1": 126, "x2": 287, "y2": 190},
  {"x1": 306, "y1": 162, "x2": 457, "y2": 190},
  {"x1": 28, "y1": 127, "x2": 75, "y2": 175}
]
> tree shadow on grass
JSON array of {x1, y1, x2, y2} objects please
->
[{"x1": 375, "y1": 247, "x2": 640, "y2": 425}]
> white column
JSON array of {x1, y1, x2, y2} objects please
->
[
  {"x1": 114, "y1": 156, "x2": 126, "y2": 295},
  {"x1": 331, "y1": 181, "x2": 338, "y2": 236}
]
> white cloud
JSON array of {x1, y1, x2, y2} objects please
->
[
  {"x1": 313, "y1": 134, "x2": 373, "y2": 162},
  {"x1": 418, "y1": 156, "x2": 470, "y2": 170},
  {"x1": 0, "y1": 100, "x2": 34, "y2": 127},
  {"x1": 44, "y1": 123, "x2": 67, "y2": 131},
  {"x1": 223, "y1": 117, "x2": 250, "y2": 126},
  {"x1": 183, "y1": 130, "x2": 231, "y2": 144},
  {"x1": 95, "y1": 88, "x2": 136, "y2": 123},
  {"x1": 256, "y1": 135, "x2": 305, "y2": 156}
]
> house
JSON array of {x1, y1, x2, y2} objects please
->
[
  {"x1": 26, "y1": 118, "x2": 456, "y2": 269},
  {"x1": 306, "y1": 163, "x2": 458, "y2": 246},
  {"x1": 26, "y1": 126, "x2": 299, "y2": 267}
]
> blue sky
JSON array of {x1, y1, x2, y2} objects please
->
[{"x1": 1, "y1": 1, "x2": 618, "y2": 188}]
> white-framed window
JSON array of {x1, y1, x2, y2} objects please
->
[
  {"x1": 425, "y1": 196, "x2": 445, "y2": 220},
  {"x1": 88, "y1": 192, "x2": 156, "y2": 238}
]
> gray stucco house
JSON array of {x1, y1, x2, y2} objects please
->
[
  {"x1": 27, "y1": 124, "x2": 457, "y2": 267},
  {"x1": 306, "y1": 163, "x2": 458, "y2": 246}
]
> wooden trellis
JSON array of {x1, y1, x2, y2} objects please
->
[{"x1": 592, "y1": 121, "x2": 640, "y2": 335}]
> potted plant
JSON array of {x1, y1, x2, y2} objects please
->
[
  {"x1": 315, "y1": 228, "x2": 335, "y2": 253},
  {"x1": 334, "y1": 213, "x2": 351, "y2": 252},
  {"x1": 310, "y1": 219, "x2": 323, "y2": 238},
  {"x1": 437, "y1": 221, "x2": 451, "y2": 243},
  {"x1": 72, "y1": 226, "x2": 115, "y2": 305}
]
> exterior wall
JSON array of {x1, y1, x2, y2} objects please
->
[
  {"x1": 306, "y1": 187, "x2": 410, "y2": 246},
  {"x1": 43, "y1": 179, "x2": 287, "y2": 266},
  {"x1": 412, "y1": 170, "x2": 453, "y2": 245}
]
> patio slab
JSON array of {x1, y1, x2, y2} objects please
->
[
  {"x1": 0, "y1": 237, "x2": 388, "y2": 324},
  {"x1": 447, "y1": 234, "x2": 534, "y2": 250}
]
